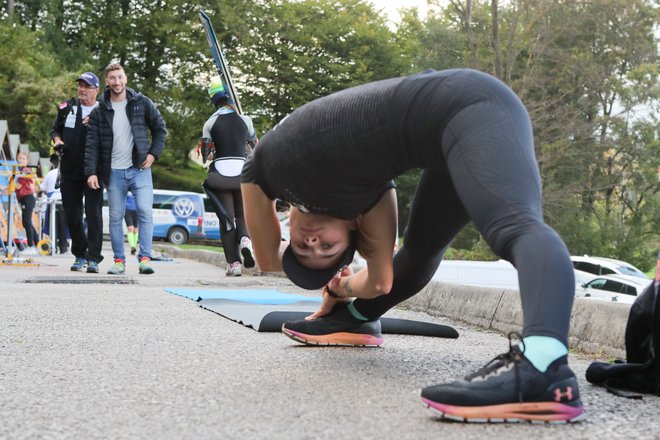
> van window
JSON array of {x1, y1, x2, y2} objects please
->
[{"x1": 153, "y1": 194, "x2": 178, "y2": 210}]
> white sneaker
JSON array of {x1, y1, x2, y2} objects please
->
[
  {"x1": 239, "y1": 237, "x2": 255, "y2": 268},
  {"x1": 227, "y1": 261, "x2": 242, "y2": 276},
  {"x1": 21, "y1": 246, "x2": 37, "y2": 255}
]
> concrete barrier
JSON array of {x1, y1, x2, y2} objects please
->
[{"x1": 401, "y1": 281, "x2": 629, "y2": 358}]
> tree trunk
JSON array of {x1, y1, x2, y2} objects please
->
[
  {"x1": 450, "y1": 0, "x2": 478, "y2": 67},
  {"x1": 466, "y1": 0, "x2": 478, "y2": 67},
  {"x1": 491, "y1": 0, "x2": 503, "y2": 79}
]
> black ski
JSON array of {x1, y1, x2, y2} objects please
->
[{"x1": 199, "y1": 10, "x2": 243, "y2": 114}]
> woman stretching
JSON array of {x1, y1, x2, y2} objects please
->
[{"x1": 242, "y1": 69, "x2": 583, "y2": 423}]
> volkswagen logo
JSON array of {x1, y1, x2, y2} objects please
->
[{"x1": 173, "y1": 198, "x2": 195, "y2": 217}]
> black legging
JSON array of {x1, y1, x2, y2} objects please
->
[
  {"x1": 204, "y1": 172, "x2": 248, "y2": 264},
  {"x1": 18, "y1": 194, "x2": 38, "y2": 247},
  {"x1": 353, "y1": 73, "x2": 575, "y2": 346}
]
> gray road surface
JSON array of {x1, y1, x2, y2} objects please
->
[{"x1": 1, "y1": 247, "x2": 658, "y2": 439}]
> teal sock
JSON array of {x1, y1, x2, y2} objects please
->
[
  {"x1": 347, "y1": 302, "x2": 369, "y2": 321},
  {"x1": 521, "y1": 336, "x2": 568, "y2": 372}
]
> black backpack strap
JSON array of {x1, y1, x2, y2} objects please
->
[
  {"x1": 603, "y1": 379, "x2": 644, "y2": 399},
  {"x1": 201, "y1": 180, "x2": 234, "y2": 232}
]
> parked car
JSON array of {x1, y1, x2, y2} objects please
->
[
  {"x1": 101, "y1": 189, "x2": 206, "y2": 245},
  {"x1": 570, "y1": 255, "x2": 650, "y2": 280},
  {"x1": 575, "y1": 274, "x2": 652, "y2": 304}
]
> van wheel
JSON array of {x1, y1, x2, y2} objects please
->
[{"x1": 168, "y1": 227, "x2": 188, "y2": 245}]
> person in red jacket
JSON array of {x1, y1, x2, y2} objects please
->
[{"x1": 14, "y1": 151, "x2": 38, "y2": 255}]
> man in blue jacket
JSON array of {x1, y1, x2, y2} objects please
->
[{"x1": 85, "y1": 63, "x2": 167, "y2": 275}]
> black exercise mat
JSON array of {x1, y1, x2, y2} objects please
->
[{"x1": 199, "y1": 298, "x2": 458, "y2": 338}]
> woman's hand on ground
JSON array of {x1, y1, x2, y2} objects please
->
[
  {"x1": 305, "y1": 265, "x2": 354, "y2": 321},
  {"x1": 305, "y1": 293, "x2": 345, "y2": 321}
]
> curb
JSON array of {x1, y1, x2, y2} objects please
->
[
  {"x1": 156, "y1": 244, "x2": 226, "y2": 267},
  {"x1": 154, "y1": 244, "x2": 285, "y2": 278},
  {"x1": 159, "y1": 245, "x2": 627, "y2": 358}
]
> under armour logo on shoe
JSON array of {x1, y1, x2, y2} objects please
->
[{"x1": 553, "y1": 386, "x2": 574, "y2": 402}]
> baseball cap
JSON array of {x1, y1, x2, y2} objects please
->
[
  {"x1": 76, "y1": 72, "x2": 100, "y2": 88},
  {"x1": 281, "y1": 233, "x2": 357, "y2": 290}
]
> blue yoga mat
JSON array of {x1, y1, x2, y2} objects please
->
[
  {"x1": 163, "y1": 288, "x2": 322, "y2": 304},
  {"x1": 198, "y1": 298, "x2": 458, "y2": 337}
]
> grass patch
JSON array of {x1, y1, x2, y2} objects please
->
[
  {"x1": 176, "y1": 243, "x2": 224, "y2": 253},
  {"x1": 153, "y1": 161, "x2": 207, "y2": 193}
]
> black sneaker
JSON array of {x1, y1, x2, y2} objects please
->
[
  {"x1": 281, "y1": 302, "x2": 383, "y2": 347},
  {"x1": 421, "y1": 333, "x2": 584, "y2": 423}
]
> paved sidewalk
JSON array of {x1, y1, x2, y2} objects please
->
[{"x1": 1, "y1": 246, "x2": 658, "y2": 439}]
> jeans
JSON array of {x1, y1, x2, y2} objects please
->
[{"x1": 107, "y1": 167, "x2": 154, "y2": 261}]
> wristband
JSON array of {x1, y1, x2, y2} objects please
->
[{"x1": 323, "y1": 286, "x2": 341, "y2": 299}]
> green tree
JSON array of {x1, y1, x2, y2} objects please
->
[
  {"x1": 235, "y1": 0, "x2": 406, "y2": 130},
  {"x1": 523, "y1": 0, "x2": 659, "y2": 266},
  {"x1": 3, "y1": 0, "x2": 657, "y2": 268},
  {"x1": 399, "y1": 0, "x2": 658, "y2": 264},
  {"x1": 0, "y1": 20, "x2": 74, "y2": 156}
]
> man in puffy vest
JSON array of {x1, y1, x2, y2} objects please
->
[
  {"x1": 50, "y1": 72, "x2": 103, "y2": 273},
  {"x1": 85, "y1": 63, "x2": 167, "y2": 275}
]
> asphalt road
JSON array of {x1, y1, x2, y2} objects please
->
[{"x1": 1, "y1": 246, "x2": 658, "y2": 439}]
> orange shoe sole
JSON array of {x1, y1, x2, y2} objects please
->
[
  {"x1": 422, "y1": 398, "x2": 585, "y2": 423},
  {"x1": 282, "y1": 326, "x2": 383, "y2": 347}
]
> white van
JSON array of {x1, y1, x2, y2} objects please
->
[{"x1": 101, "y1": 189, "x2": 206, "y2": 244}]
